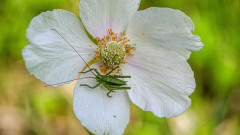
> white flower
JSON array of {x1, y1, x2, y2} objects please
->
[{"x1": 22, "y1": 0, "x2": 203, "y2": 135}]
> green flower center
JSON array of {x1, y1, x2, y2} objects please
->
[{"x1": 101, "y1": 41, "x2": 126, "y2": 66}]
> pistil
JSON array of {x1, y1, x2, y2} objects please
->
[{"x1": 101, "y1": 41, "x2": 126, "y2": 66}]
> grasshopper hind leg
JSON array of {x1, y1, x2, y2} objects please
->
[{"x1": 107, "y1": 90, "x2": 115, "y2": 97}]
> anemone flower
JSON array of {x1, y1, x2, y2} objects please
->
[{"x1": 22, "y1": 0, "x2": 203, "y2": 134}]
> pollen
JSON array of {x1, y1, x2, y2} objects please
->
[{"x1": 93, "y1": 29, "x2": 136, "y2": 73}]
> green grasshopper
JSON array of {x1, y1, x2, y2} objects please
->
[
  {"x1": 51, "y1": 29, "x2": 131, "y2": 97},
  {"x1": 80, "y1": 66, "x2": 131, "y2": 97}
]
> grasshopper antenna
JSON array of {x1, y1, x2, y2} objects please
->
[
  {"x1": 51, "y1": 29, "x2": 96, "y2": 75},
  {"x1": 44, "y1": 77, "x2": 95, "y2": 87}
]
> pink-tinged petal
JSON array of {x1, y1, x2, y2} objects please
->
[
  {"x1": 79, "y1": 0, "x2": 141, "y2": 38},
  {"x1": 123, "y1": 46, "x2": 196, "y2": 118},
  {"x1": 126, "y1": 7, "x2": 203, "y2": 59},
  {"x1": 73, "y1": 74, "x2": 131, "y2": 135},
  {"x1": 22, "y1": 9, "x2": 95, "y2": 87}
]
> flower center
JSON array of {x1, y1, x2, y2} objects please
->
[
  {"x1": 101, "y1": 41, "x2": 126, "y2": 66},
  {"x1": 92, "y1": 29, "x2": 136, "y2": 74}
]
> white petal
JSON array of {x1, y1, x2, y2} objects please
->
[
  {"x1": 79, "y1": 0, "x2": 140, "y2": 38},
  {"x1": 22, "y1": 9, "x2": 95, "y2": 86},
  {"x1": 122, "y1": 46, "x2": 196, "y2": 118},
  {"x1": 126, "y1": 7, "x2": 203, "y2": 59},
  {"x1": 73, "y1": 75, "x2": 131, "y2": 135}
]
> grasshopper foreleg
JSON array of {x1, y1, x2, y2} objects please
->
[
  {"x1": 80, "y1": 82, "x2": 100, "y2": 89},
  {"x1": 80, "y1": 68, "x2": 100, "y2": 75},
  {"x1": 106, "y1": 66, "x2": 119, "y2": 75}
]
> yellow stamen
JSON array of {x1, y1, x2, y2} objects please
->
[{"x1": 92, "y1": 29, "x2": 136, "y2": 73}]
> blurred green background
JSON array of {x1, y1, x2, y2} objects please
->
[{"x1": 0, "y1": 0, "x2": 239, "y2": 135}]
